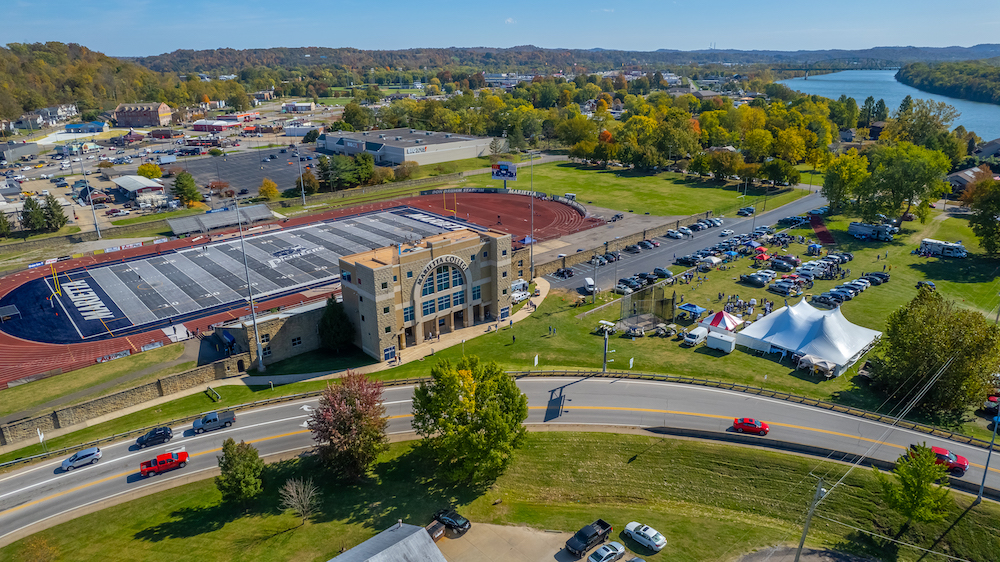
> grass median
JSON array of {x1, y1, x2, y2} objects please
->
[{"x1": 2, "y1": 432, "x2": 998, "y2": 562}]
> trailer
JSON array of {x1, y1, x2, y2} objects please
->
[
  {"x1": 919, "y1": 238, "x2": 967, "y2": 258},
  {"x1": 157, "y1": 155, "x2": 177, "y2": 165},
  {"x1": 847, "y1": 222, "x2": 894, "y2": 241}
]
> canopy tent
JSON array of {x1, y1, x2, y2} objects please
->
[
  {"x1": 724, "y1": 250, "x2": 739, "y2": 256},
  {"x1": 678, "y1": 303, "x2": 706, "y2": 316},
  {"x1": 753, "y1": 254, "x2": 770, "y2": 260},
  {"x1": 700, "y1": 310, "x2": 742, "y2": 331},
  {"x1": 755, "y1": 246, "x2": 767, "y2": 253},
  {"x1": 734, "y1": 298, "x2": 881, "y2": 377},
  {"x1": 518, "y1": 236, "x2": 537, "y2": 244},
  {"x1": 798, "y1": 354, "x2": 837, "y2": 375},
  {"x1": 699, "y1": 256, "x2": 722, "y2": 265}
]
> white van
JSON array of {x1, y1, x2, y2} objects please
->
[
  {"x1": 683, "y1": 326, "x2": 709, "y2": 347},
  {"x1": 584, "y1": 277, "x2": 596, "y2": 294}
]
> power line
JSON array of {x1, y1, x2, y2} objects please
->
[{"x1": 814, "y1": 514, "x2": 973, "y2": 562}]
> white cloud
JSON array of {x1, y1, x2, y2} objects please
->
[
  {"x1": 504, "y1": 17, "x2": 516, "y2": 24},
  {"x1": 591, "y1": 8, "x2": 614, "y2": 12}
]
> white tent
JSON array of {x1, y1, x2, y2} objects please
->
[{"x1": 734, "y1": 298, "x2": 881, "y2": 377}]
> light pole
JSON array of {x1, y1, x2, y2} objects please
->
[
  {"x1": 529, "y1": 149, "x2": 534, "y2": 280},
  {"x1": 233, "y1": 195, "x2": 265, "y2": 372},
  {"x1": 78, "y1": 154, "x2": 100, "y2": 239},
  {"x1": 973, "y1": 415, "x2": 1000, "y2": 506},
  {"x1": 295, "y1": 144, "x2": 306, "y2": 206}
]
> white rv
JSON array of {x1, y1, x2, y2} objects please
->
[{"x1": 919, "y1": 238, "x2": 967, "y2": 258}]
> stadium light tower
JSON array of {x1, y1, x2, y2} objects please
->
[
  {"x1": 77, "y1": 155, "x2": 101, "y2": 239},
  {"x1": 233, "y1": 194, "x2": 265, "y2": 372}
]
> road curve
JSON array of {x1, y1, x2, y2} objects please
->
[{"x1": 1, "y1": 376, "x2": 996, "y2": 547}]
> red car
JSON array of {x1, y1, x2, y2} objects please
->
[
  {"x1": 911, "y1": 445, "x2": 969, "y2": 474},
  {"x1": 733, "y1": 417, "x2": 769, "y2": 435},
  {"x1": 645, "y1": 239, "x2": 660, "y2": 247},
  {"x1": 140, "y1": 449, "x2": 189, "y2": 477}
]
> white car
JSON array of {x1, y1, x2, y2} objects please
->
[
  {"x1": 72, "y1": 157, "x2": 82, "y2": 162},
  {"x1": 720, "y1": 229, "x2": 734, "y2": 236},
  {"x1": 677, "y1": 226, "x2": 693, "y2": 236},
  {"x1": 21, "y1": 166, "x2": 31, "y2": 171},
  {"x1": 625, "y1": 521, "x2": 667, "y2": 552},
  {"x1": 665, "y1": 229, "x2": 683, "y2": 239},
  {"x1": 511, "y1": 290, "x2": 530, "y2": 304},
  {"x1": 614, "y1": 284, "x2": 633, "y2": 295},
  {"x1": 87, "y1": 155, "x2": 96, "y2": 159},
  {"x1": 588, "y1": 542, "x2": 626, "y2": 562}
]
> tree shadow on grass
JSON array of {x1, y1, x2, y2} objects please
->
[
  {"x1": 830, "y1": 529, "x2": 900, "y2": 562},
  {"x1": 133, "y1": 502, "x2": 245, "y2": 542}
]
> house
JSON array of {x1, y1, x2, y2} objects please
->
[
  {"x1": 328, "y1": 522, "x2": 446, "y2": 562},
  {"x1": 200, "y1": 100, "x2": 227, "y2": 111},
  {"x1": 281, "y1": 101, "x2": 315, "y2": 113},
  {"x1": 974, "y1": 137, "x2": 1000, "y2": 159},
  {"x1": 65, "y1": 121, "x2": 109, "y2": 134},
  {"x1": 13, "y1": 114, "x2": 43, "y2": 130},
  {"x1": 35, "y1": 104, "x2": 78, "y2": 122},
  {"x1": 252, "y1": 90, "x2": 275, "y2": 101},
  {"x1": 869, "y1": 121, "x2": 887, "y2": 141},
  {"x1": 150, "y1": 129, "x2": 182, "y2": 139},
  {"x1": 113, "y1": 102, "x2": 172, "y2": 127},
  {"x1": 946, "y1": 166, "x2": 990, "y2": 196}
]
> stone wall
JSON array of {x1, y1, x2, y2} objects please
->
[
  {"x1": 0, "y1": 353, "x2": 249, "y2": 447},
  {"x1": 533, "y1": 212, "x2": 713, "y2": 278}
]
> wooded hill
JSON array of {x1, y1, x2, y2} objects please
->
[{"x1": 896, "y1": 60, "x2": 1000, "y2": 105}]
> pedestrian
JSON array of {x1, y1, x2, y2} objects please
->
[
  {"x1": 512, "y1": 334, "x2": 516, "y2": 344},
  {"x1": 888, "y1": 265, "x2": 892, "y2": 271},
  {"x1": 883, "y1": 264, "x2": 886, "y2": 272},
  {"x1": 549, "y1": 325, "x2": 552, "y2": 335},
  {"x1": 885, "y1": 251, "x2": 888, "y2": 258},
  {"x1": 510, "y1": 319, "x2": 513, "y2": 327},
  {"x1": 876, "y1": 254, "x2": 880, "y2": 261},
  {"x1": 553, "y1": 327, "x2": 556, "y2": 336}
]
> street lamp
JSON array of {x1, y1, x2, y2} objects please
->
[
  {"x1": 77, "y1": 154, "x2": 100, "y2": 239},
  {"x1": 529, "y1": 148, "x2": 535, "y2": 280},
  {"x1": 233, "y1": 195, "x2": 265, "y2": 372},
  {"x1": 295, "y1": 146, "x2": 306, "y2": 206}
]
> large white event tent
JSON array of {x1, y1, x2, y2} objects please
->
[{"x1": 734, "y1": 298, "x2": 881, "y2": 377}]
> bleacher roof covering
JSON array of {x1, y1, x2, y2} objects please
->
[{"x1": 167, "y1": 204, "x2": 273, "y2": 235}]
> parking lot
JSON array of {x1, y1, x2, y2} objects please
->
[
  {"x1": 177, "y1": 145, "x2": 321, "y2": 197},
  {"x1": 436, "y1": 523, "x2": 575, "y2": 562}
]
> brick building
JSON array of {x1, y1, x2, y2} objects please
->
[
  {"x1": 338, "y1": 228, "x2": 513, "y2": 362},
  {"x1": 218, "y1": 300, "x2": 327, "y2": 369},
  {"x1": 113, "y1": 102, "x2": 172, "y2": 127}
]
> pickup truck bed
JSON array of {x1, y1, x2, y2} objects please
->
[{"x1": 565, "y1": 518, "x2": 613, "y2": 557}]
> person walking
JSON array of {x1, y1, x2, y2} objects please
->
[{"x1": 512, "y1": 334, "x2": 516, "y2": 344}]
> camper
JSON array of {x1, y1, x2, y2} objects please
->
[
  {"x1": 511, "y1": 278, "x2": 529, "y2": 293},
  {"x1": 847, "y1": 222, "x2": 894, "y2": 241},
  {"x1": 584, "y1": 277, "x2": 596, "y2": 294},
  {"x1": 919, "y1": 238, "x2": 967, "y2": 258},
  {"x1": 682, "y1": 326, "x2": 709, "y2": 347}
]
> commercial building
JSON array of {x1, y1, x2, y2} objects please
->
[
  {"x1": 111, "y1": 175, "x2": 165, "y2": 199},
  {"x1": 191, "y1": 119, "x2": 242, "y2": 132},
  {"x1": 252, "y1": 90, "x2": 275, "y2": 101},
  {"x1": 216, "y1": 111, "x2": 259, "y2": 122},
  {"x1": 64, "y1": 121, "x2": 109, "y2": 134},
  {"x1": 113, "y1": 102, "x2": 172, "y2": 127},
  {"x1": 1, "y1": 141, "x2": 39, "y2": 163},
  {"x1": 284, "y1": 120, "x2": 322, "y2": 137},
  {"x1": 282, "y1": 101, "x2": 315, "y2": 113},
  {"x1": 339, "y1": 228, "x2": 513, "y2": 362},
  {"x1": 319, "y1": 128, "x2": 499, "y2": 166}
]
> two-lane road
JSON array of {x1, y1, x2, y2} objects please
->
[{"x1": 1, "y1": 376, "x2": 994, "y2": 547}]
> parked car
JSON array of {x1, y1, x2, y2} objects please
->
[
  {"x1": 653, "y1": 267, "x2": 673, "y2": 278},
  {"x1": 588, "y1": 542, "x2": 626, "y2": 562},
  {"x1": 916, "y1": 281, "x2": 936, "y2": 291},
  {"x1": 614, "y1": 284, "x2": 633, "y2": 295},
  {"x1": 733, "y1": 417, "x2": 769, "y2": 435},
  {"x1": 555, "y1": 268, "x2": 574, "y2": 278},
  {"x1": 566, "y1": 519, "x2": 614, "y2": 557},
  {"x1": 638, "y1": 272, "x2": 659, "y2": 284},
  {"x1": 61, "y1": 447, "x2": 102, "y2": 471},
  {"x1": 772, "y1": 261, "x2": 794, "y2": 272},
  {"x1": 861, "y1": 274, "x2": 883, "y2": 286},
  {"x1": 867, "y1": 272, "x2": 890, "y2": 283},
  {"x1": 192, "y1": 410, "x2": 235, "y2": 433},
  {"x1": 675, "y1": 255, "x2": 699, "y2": 266},
  {"x1": 238, "y1": 188, "x2": 250, "y2": 195},
  {"x1": 677, "y1": 226, "x2": 693, "y2": 236},
  {"x1": 140, "y1": 449, "x2": 189, "y2": 477},
  {"x1": 433, "y1": 509, "x2": 471, "y2": 533},
  {"x1": 720, "y1": 229, "x2": 734, "y2": 236},
  {"x1": 136, "y1": 427, "x2": 173, "y2": 448},
  {"x1": 625, "y1": 244, "x2": 641, "y2": 253},
  {"x1": 624, "y1": 522, "x2": 667, "y2": 552},
  {"x1": 828, "y1": 289, "x2": 854, "y2": 301},
  {"x1": 665, "y1": 229, "x2": 683, "y2": 239},
  {"x1": 739, "y1": 274, "x2": 767, "y2": 288},
  {"x1": 811, "y1": 295, "x2": 839, "y2": 308}
]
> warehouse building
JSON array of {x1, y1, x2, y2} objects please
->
[
  {"x1": 1, "y1": 141, "x2": 39, "y2": 163},
  {"x1": 113, "y1": 102, "x2": 172, "y2": 127},
  {"x1": 319, "y1": 128, "x2": 499, "y2": 166},
  {"x1": 338, "y1": 228, "x2": 513, "y2": 362}
]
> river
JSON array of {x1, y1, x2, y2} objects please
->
[{"x1": 778, "y1": 70, "x2": 1000, "y2": 141}]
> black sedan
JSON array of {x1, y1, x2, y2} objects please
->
[
  {"x1": 136, "y1": 426, "x2": 173, "y2": 448},
  {"x1": 434, "y1": 509, "x2": 471, "y2": 533},
  {"x1": 739, "y1": 274, "x2": 767, "y2": 288}
]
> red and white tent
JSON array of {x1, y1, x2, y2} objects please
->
[{"x1": 700, "y1": 310, "x2": 742, "y2": 331}]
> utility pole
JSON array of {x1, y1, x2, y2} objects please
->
[
  {"x1": 78, "y1": 155, "x2": 101, "y2": 239},
  {"x1": 974, "y1": 416, "x2": 1000, "y2": 505},
  {"x1": 794, "y1": 479, "x2": 826, "y2": 562},
  {"x1": 602, "y1": 330, "x2": 615, "y2": 372}
]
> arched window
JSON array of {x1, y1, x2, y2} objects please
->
[
  {"x1": 422, "y1": 278, "x2": 434, "y2": 296},
  {"x1": 452, "y1": 267, "x2": 464, "y2": 287}
]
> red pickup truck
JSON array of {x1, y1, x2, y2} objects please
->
[{"x1": 140, "y1": 449, "x2": 189, "y2": 477}]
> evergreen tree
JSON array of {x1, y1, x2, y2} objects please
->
[
  {"x1": 21, "y1": 197, "x2": 46, "y2": 232},
  {"x1": 0, "y1": 211, "x2": 10, "y2": 238},
  {"x1": 172, "y1": 171, "x2": 200, "y2": 206},
  {"x1": 318, "y1": 297, "x2": 355, "y2": 352},
  {"x1": 42, "y1": 194, "x2": 67, "y2": 231},
  {"x1": 215, "y1": 438, "x2": 264, "y2": 508}
]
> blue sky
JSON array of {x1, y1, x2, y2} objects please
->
[{"x1": 7, "y1": 0, "x2": 1000, "y2": 56}]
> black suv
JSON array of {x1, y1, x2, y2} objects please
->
[
  {"x1": 625, "y1": 244, "x2": 641, "y2": 253},
  {"x1": 675, "y1": 255, "x2": 699, "y2": 266},
  {"x1": 136, "y1": 426, "x2": 173, "y2": 448}
]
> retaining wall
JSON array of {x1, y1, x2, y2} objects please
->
[{"x1": 0, "y1": 353, "x2": 249, "y2": 446}]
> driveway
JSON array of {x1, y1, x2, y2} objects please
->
[{"x1": 437, "y1": 523, "x2": 578, "y2": 562}]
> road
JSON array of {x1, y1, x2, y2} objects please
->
[
  {"x1": 1, "y1": 376, "x2": 997, "y2": 547},
  {"x1": 545, "y1": 191, "x2": 827, "y2": 294}
]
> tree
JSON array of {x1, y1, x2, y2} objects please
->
[
  {"x1": 258, "y1": 178, "x2": 278, "y2": 200},
  {"x1": 742, "y1": 129, "x2": 773, "y2": 162},
  {"x1": 296, "y1": 170, "x2": 320, "y2": 195},
  {"x1": 208, "y1": 148, "x2": 224, "y2": 157},
  {"x1": 227, "y1": 90, "x2": 251, "y2": 111},
  {"x1": 394, "y1": 161, "x2": 419, "y2": 181},
  {"x1": 568, "y1": 140, "x2": 596, "y2": 161},
  {"x1": 279, "y1": 478, "x2": 320, "y2": 526},
  {"x1": 42, "y1": 194, "x2": 67, "y2": 231},
  {"x1": 172, "y1": 171, "x2": 201, "y2": 207},
  {"x1": 963, "y1": 171, "x2": 1000, "y2": 253},
  {"x1": 370, "y1": 166, "x2": 394, "y2": 184},
  {"x1": 318, "y1": 296, "x2": 355, "y2": 352},
  {"x1": 302, "y1": 129, "x2": 320, "y2": 143},
  {"x1": 0, "y1": 211, "x2": 11, "y2": 238},
  {"x1": 489, "y1": 137, "x2": 504, "y2": 156},
  {"x1": 774, "y1": 129, "x2": 806, "y2": 162},
  {"x1": 859, "y1": 142, "x2": 950, "y2": 222},
  {"x1": 308, "y1": 371, "x2": 388, "y2": 480},
  {"x1": 21, "y1": 197, "x2": 46, "y2": 231},
  {"x1": 215, "y1": 438, "x2": 265, "y2": 507},
  {"x1": 871, "y1": 290, "x2": 1000, "y2": 414},
  {"x1": 412, "y1": 355, "x2": 529, "y2": 483},
  {"x1": 136, "y1": 162, "x2": 162, "y2": 180},
  {"x1": 96, "y1": 161, "x2": 113, "y2": 168},
  {"x1": 760, "y1": 158, "x2": 801, "y2": 186},
  {"x1": 342, "y1": 102, "x2": 373, "y2": 130},
  {"x1": 688, "y1": 152, "x2": 711, "y2": 177},
  {"x1": 325, "y1": 154, "x2": 360, "y2": 190},
  {"x1": 708, "y1": 150, "x2": 743, "y2": 179},
  {"x1": 354, "y1": 153, "x2": 375, "y2": 185},
  {"x1": 822, "y1": 149, "x2": 870, "y2": 212},
  {"x1": 872, "y1": 444, "x2": 951, "y2": 533}
]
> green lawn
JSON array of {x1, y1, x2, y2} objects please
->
[
  {"x1": 3, "y1": 432, "x2": 998, "y2": 562},
  {"x1": 795, "y1": 163, "x2": 826, "y2": 188},
  {"x1": 0, "y1": 225, "x2": 81, "y2": 248},
  {"x1": 111, "y1": 207, "x2": 204, "y2": 227},
  {"x1": 410, "y1": 153, "x2": 531, "y2": 180},
  {"x1": 0, "y1": 344, "x2": 186, "y2": 419},
  {"x1": 464, "y1": 162, "x2": 810, "y2": 217},
  {"x1": 248, "y1": 347, "x2": 377, "y2": 376}
]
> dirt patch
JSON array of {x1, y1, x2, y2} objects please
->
[
  {"x1": 436, "y1": 522, "x2": 579, "y2": 562},
  {"x1": 736, "y1": 545, "x2": 878, "y2": 562}
]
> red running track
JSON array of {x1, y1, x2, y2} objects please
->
[{"x1": 0, "y1": 192, "x2": 599, "y2": 388}]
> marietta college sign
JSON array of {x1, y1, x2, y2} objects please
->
[{"x1": 413, "y1": 254, "x2": 469, "y2": 294}]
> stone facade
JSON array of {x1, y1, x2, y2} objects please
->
[
  {"x1": 339, "y1": 228, "x2": 512, "y2": 362},
  {"x1": 0, "y1": 354, "x2": 248, "y2": 447},
  {"x1": 220, "y1": 302, "x2": 326, "y2": 368}
]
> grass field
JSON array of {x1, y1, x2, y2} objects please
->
[
  {"x1": 0, "y1": 225, "x2": 81, "y2": 248},
  {"x1": 110, "y1": 206, "x2": 205, "y2": 227},
  {"x1": 466, "y1": 162, "x2": 810, "y2": 217},
  {"x1": 0, "y1": 344, "x2": 186, "y2": 419},
  {"x1": 410, "y1": 153, "x2": 530, "y2": 180},
  {"x1": 3, "y1": 432, "x2": 997, "y2": 562}
]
